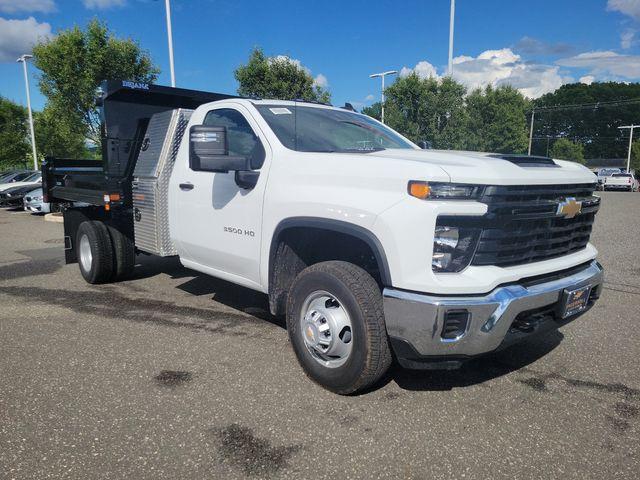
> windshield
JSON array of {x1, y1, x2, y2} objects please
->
[
  {"x1": 23, "y1": 172, "x2": 41, "y2": 182},
  {"x1": 256, "y1": 105, "x2": 414, "y2": 153},
  {"x1": 612, "y1": 173, "x2": 632, "y2": 177}
]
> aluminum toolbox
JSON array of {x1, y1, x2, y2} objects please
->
[{"x1": 132, "y1": 108, "x2": 192, "y2": 256}]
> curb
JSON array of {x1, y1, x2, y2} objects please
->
[{"x1": 44, "y1": 213, "x2": 64, "y2": 223}]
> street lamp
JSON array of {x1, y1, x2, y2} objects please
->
[
  {"x1": 164, "y1": 0, "x2": 176, "y2": 87},
  {"x1": 369, "y1": 70, "x2": 397, "y2": 124},
  {"x1": 448, "y1": 0, "x2": 455, "y2": 76},
  {"x1": 16, "y1": 54, "x2": 38, "y2": 171},
  {"x1": 619, "y1": 125, "x2": 639, "y2": 173}
]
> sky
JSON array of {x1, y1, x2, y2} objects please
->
[{"x1": 1, "y1": 0, "x2": 640, "y2": 112}]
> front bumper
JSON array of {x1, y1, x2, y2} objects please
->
[
  {"x1": 0, "y1": 196, "x2": 24, "y2": 207},
  {"x1": 383, "y1": 260, "x2": 603, "y2": 369}
]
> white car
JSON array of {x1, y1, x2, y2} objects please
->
[
  {"x1": 0, "y1": 171, "x2": 41, "y2": 193},
  {"x1": 603, "y1": 172, "x2": 637, "y2": 191},
  {"x1": 23, "y1": 187, "x2": 51, "y2": 214}
]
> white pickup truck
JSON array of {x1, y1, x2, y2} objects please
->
[
  {"x1": 603, "y1": 172, "x2": 637, "y2": 191},
  {"x1": 43, "y1": 81, "x2": 603, "y2": 394}
]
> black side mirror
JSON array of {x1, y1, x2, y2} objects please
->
[
  {"x1": 418, "y1": 140, "x2": 433, "y2": 150},
  {"x1": 189, "y1": 125, "x2": 250, "y2": 173}
]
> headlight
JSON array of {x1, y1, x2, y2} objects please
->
[
  {"x1": 408, "y1": 181, "x2": 484, "y2": 200},
  {"x1": 432, "y1": 225, "x2": 480, "y2": 273}
]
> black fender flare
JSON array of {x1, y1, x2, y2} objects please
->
[{"x1": 269, "y1": 217, "x2": 392, "y2": 287}]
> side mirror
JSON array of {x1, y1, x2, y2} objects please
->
[
  {"x1": 189, "y1": 125, "x2": 250, "y2": 173},
  {"x1": 418, "y1": 140, "x2": 433, "y2": 150}
]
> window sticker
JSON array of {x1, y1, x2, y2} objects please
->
[{"x1": 269, "y1": 107, "x2": 292, "y2": 115}]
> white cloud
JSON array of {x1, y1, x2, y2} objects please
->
[
  {"x1": 83, "y1": 0, "x2": 125, "y2": 9},
  {"x1": 0, "y1": 0, "x2": 55, "y2": 13},
  {"x1": 452, "y1": 48, "x2": 564, "y2": 98},
  {"x1": 0, "y1": 16, "x2": 52, "y2": 62},
  {"x1": 607, "y1": 0, "x2": 640, "y2": 21},
  {"x1": 400, "y1": 49, "x2": 563, "y2": 98},
  {"x1": 400, "y1": 60, "x2": 438, "y2": 79},
  {"x1": 556, "y1": 50, "x2": 640, "y2": 78},
  {"x1": 621, "y1": 29, "x2": 636, "y2": 49},
  {"x1": 579, "y1": 75, "x2": 596, "y2": 85},
  {"x1": 313, "y1": 73, "x2": 328, "y2": 88},
  {"x1": 398, "y1": 44, "x2": 640, "y2": 99},
  {"x1": 365, "y1": 94, "x2": 375, "y2": 101}
]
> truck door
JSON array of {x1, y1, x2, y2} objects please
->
[{"x1": 170, "y1": 105, "x2": 270, "y2": 290}]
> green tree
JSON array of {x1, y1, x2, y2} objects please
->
[
  {"x1": 383, "y1": 74, "x2": 467, "y2": 149},
  {"x1": 234, "y1": 48, "x2": 330, "y2": 103},
  {"x1": 550, "y1": 138, "x2": 585, "y2": 163},
  {"x1": 35, "y1": 105, "x2": 90, "y2": 159},
  {"x1": 32, "y1": 19, "x2": 159, "y2": 145},
  {"x1": 0, "y1": 97, "x2": 30, "y2": 171},
  {"x1": 534, "y1": 82, "x2": 640, "y2": 158},
  {"x1": 361, "y1": 102, "x2": 381, "y2": 121},
  {"x1": 630, "y1": 140, "x2": 640, "y2": 174},
  {"x1": 465, "y1": 85, "x2": 529, "y2": 153}
]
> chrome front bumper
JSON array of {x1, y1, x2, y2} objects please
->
[{"x1": 383, "y1": 261, "x2": 603, "y2": 368}]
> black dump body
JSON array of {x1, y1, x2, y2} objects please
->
[
  {"x1": 42, "y1": 80, "x2": 235, "y2": 207},
  {"x1": 42, "y1": 80, "x2": 235, "y2": 264}
]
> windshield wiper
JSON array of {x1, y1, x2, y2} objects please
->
[
  {"x1": 341, "y1": 147, "x2": 386, "y2": 153},
  {"x1": 302, "y1": 148, "x2": 386, "y2": 153}
]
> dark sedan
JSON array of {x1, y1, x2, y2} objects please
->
[{"x1": 0, "y1": 183, "x2": 42, "y2": 208}]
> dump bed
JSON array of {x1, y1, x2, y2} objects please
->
[{"x1": 42, "y1": 80, "x2": 235, "y2": 207}]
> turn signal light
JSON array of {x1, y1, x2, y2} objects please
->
[
  {"x1": 408, "y1": 181, "x2": 484, "y2": 200},
  {"x1": 408, "y1": 181, "x2": 431, "y2": 199}
]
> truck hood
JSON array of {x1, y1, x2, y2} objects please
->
[{"x1": 369, "y1": 149, "x2": 597, "y2": 185}]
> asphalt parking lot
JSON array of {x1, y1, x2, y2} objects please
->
[{"x1": 0, "y1": 192, "x2": 638, "y2": 480}]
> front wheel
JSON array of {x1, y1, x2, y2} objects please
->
[{"x1": 286, "y1": 261, "x2": 392, "y2": 394}]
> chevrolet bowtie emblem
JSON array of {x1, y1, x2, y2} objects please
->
[{"x1": 557, "y1": 197, "x2": 582, "y2": 218}]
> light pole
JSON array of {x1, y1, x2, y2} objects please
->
[
  {"x1": 164, "y1": 0, "x2": 176, "y2": 87},
  {"x1": 370, "y1": 70, "x2": 397, "y2": 124},
  {"x1": 619, "y1": 125, "x2": 639, "y2": 173},
  {"x1": 528, "y1": 109, "x2": 535, "y2": 156},
  {"x1": 17, "y1": 54, "x2": 38, "y2": 170},
  {"x1": 448, "y1": 0, "x2": 455, "y2": 76}
]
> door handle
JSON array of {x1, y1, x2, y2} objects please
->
[{"x1": 179, "y1": 182, "x2": 194, "y2": 191}]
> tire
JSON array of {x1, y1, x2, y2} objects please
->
[
  {"x1": 76, "y1": 221, "x2": 114, "y2": 284},
  {"x1": 286, "y1": 261, "x2": 392, "y2": 394},
  {"x1": 106, "y1": 224, "x2": 136, "y2": 281}
]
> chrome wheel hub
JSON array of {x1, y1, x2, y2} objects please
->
[
  {"x1": 79, "y1": 234, "x2": 92, "y2": 273},
  {"x1": 300, "y1": 291, "x2": 353, "y2": 368}
]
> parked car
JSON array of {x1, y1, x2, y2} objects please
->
[
  {"x1": 603, "y1": 172, "x2": 638, "y2": 191},
  {"x1": 23, "y1": 187, "x2": 51, "y2": 214},
  {"x1": 0, "y1": 171, "x2": 41, "y2": 193},
  {"x1": 0, "y1": 182, "x2": 44, "y2": 208},
  {"x1": 595, "y1": 168, "x2": 621, "y2": 190},
  {"x1": 0, "y1": 170, "x2": 35, "y2": 185},
  {"x1": 43, "y1": 80, "x2": 604, "y2": 394}
]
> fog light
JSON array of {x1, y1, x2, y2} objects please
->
[
  {"x1": 432, "y1": 252, "x2": 453, "y2": 270},
  {"x1": 442, "y1": 310, "x2": 470, "y2": 340}
]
